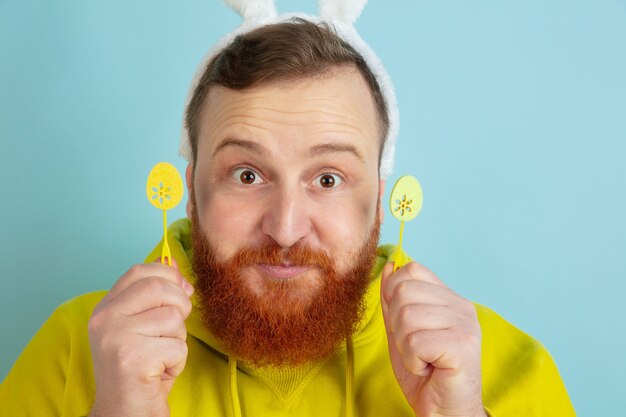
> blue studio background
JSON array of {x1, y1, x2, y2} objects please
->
[{"x1": 1, "y1": 0, "x2": 625, "y2": 414}]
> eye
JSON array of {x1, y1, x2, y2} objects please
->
[
  {"x1": 232, "y1": 167, "x2": 263, "y2": 185},
  {"x1": 315, "y1": 173, "x2": 343, "y2": 189}
]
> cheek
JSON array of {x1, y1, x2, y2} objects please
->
[
  {"x1": 194, "y1": 187, "x2": 262, "y2": 259},
  {"x1": 311, "y1": 192, "x2": 378, "y2": 269}
]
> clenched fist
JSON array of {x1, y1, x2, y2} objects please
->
[
  {"x1": 88, "y1": 261, "x2": 194, "y2": 417},
  {"x1": 381, "y1": 261, "x2": 487, "y2": 417}
]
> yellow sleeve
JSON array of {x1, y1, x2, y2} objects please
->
[
  {"x1": 0, "y1": 292, "x2": 105, "y2": 417},
  {"x1": 476, "y1": 304, "x2": 576, "y2": 416},
  {"x1": 1, "y1": 305, "x2": 70, "y2": 416}
]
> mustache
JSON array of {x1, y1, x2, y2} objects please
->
[{"x1": 232, "y1": 242, "x2": 334, "y2": 270}]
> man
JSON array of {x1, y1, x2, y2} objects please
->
[{"x1": 1, "y1": 17, "x2": 575, "y2": 417}]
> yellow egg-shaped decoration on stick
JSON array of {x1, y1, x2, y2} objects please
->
[
  {"x1": 389, "y1": 175, "x2": 423, "y2": 271},
  {"x1": 389, "y1": 175, "x2": 423, "y2": 222},
  {"x1": 146, "y1": 162, "x2": 184, "y2": 211},
  {"x1": 146, "y1": 162, "x2": 184, "y2": 266}
]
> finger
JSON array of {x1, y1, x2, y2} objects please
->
[
  {"x1": 380, "y1": 261, "x2": 395, "y2": 320},
  {"x1": 129, "y1": 305, "x2": 189, "y2": 340},
  {"x1": 143, "y1": 337, "x2": 189, "y2": 380},
  {"x1": 380, "y1": 272, "x2": 403, "y2": 372},
  {"x1": 380, "y1": 264, "x2": 394, "y2": 340},
  {"x1": 381, "y1": 261, "x2": 395, "y2": 283},
  {"x1": 154, "y1": 256, "x2": 180, "y2": 270},
  {"x1": 107, "y1": 264, "x2": 191, "y2": 303},
  {"x1": 390, "y1": 304, "x2": 459, "y2": 353},
  {"x1": 403, "y1": 329, "x2": 449, "y2": 377},
  {"x1": 385, "y1": 279, "x2": 477, "y2": 333},
  {"x1": 381, "y1": 262, "x2": 395, "y2": 305},
  {"x1": 403, "y1": 328, "x2": 478, "y2": 376},
  {"x1": 386, "y1": 279, "x2": 455, "y2": 311},
  {"x1": 162, "y1": 339, "x2": 188, "y2": 380},
  {"x1": 109, "y1": 276, "x2": 193, "y2": 317},
  {"x1": 382, "y1": 261, "x2": 448, "y2": 305},
  {"x1": 152, "y1": 258, "x2": 194, "y2": 296}
]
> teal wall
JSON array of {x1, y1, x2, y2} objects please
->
[{"x1": 1, "y1": 1, "x2": 625, "y2": 414}]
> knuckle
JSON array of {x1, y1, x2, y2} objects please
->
[
  {"x1": 87, "y1": 313, "x2": 100, "y2": 333},
  {"x1": 398, "y1": 304, "x2": 414, "y2": 324},
  {"x1": 395, "y1": 280, "x2": 409, "y2": 298},
  {"x1": 170, "y1": 338, "x2": 188, "y2": 359},
  {"x1": 406, "y1": 331, "x2": 420, "y2": 351},
  {"x1": 406, "y1": 262, "x2": 421, "y2": 276},
  {"x1": 182, "y1": 298, "x2": 193, "y2": 317},
  {"x1": 459, "y1": 297, "x2": 475, "y2": 313},
  {"x1": 127, "y1": 264, "x2": 144, "y2": 277},
  {"x1": 88, "y1": 309, "x2": 109, "y2": 335},
  {"x1": 179, "y1": 339, "x2": 189, "y2": 354},
  {"x1": 168, "y1": 305, "x2": 185, "y2": 324},
  {"x1": 173, "y1": 270, "x2": 184, "y2": 286},
  {"x1": 144, "y1": 276, "x2": 167, "y2": 294}
]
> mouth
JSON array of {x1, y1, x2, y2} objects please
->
[{"x1": 255, "y1": 263, "x2": 312, "y2": 279}]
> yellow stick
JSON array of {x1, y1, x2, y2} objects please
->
[
  {"x1": 394, "y1": 221, "x2": 405, "y2": 272},
  {"x1": 161, "y1": 210, "x2": 172, "y2": 266}
]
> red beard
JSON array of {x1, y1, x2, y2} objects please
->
[{"x1": 190, "y1": 209, "x2": 380, "y2": 368}]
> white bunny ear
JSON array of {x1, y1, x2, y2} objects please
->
[
  {"x1": 318, "y1": 0, "x2": 367, "y2": 25},
  {"x1": 223, "y1": 0, "x2": 277, "y2": 24}
]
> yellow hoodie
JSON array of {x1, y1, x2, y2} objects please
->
[{"x1": 0, "y1": 219, "x2": 575, "y2": 416}]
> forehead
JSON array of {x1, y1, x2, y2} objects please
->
[{"x1": 196, "y1": 68, "x2": 381, "y2": 162}]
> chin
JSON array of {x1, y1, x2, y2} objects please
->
[{"x1": 244, "y1": 268, "x2": 324, "y2": 310}]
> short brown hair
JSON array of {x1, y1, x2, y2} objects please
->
[{"x1": 185, "y1": 18, "x2": 389, "y2": 166}]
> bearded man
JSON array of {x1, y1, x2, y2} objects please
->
[{"x1": 0, "y1": 15, "x2": 575, "y2": 417}]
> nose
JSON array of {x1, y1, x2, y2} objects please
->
[{"x1": 260, "y1": 183, "x2": 312, "y2": 249}]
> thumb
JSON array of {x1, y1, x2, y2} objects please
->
[
  {"x1": 380, "y1": 261, "x2": 395, "y2": 307},
  {"x1": 380, "y1": 262, "x2": 404, "y2": 371},
  {"x1": 154, "y1": 257, "x2": 193, "y2": 296},
  {"x1": 380, "y1": 261, "x2": 394, "y2": 326},
  {"x1": 382, "y1": 261, "x2": 395, "y2": 282}
]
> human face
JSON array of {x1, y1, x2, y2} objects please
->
[{"x1": 186, "y1": 68, "x2": 384, "y2": 293}]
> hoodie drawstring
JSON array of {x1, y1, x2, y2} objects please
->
[
  {"x1": 228, "y1": 337, "x2": 355, "y2": 417},
  {"x1": 229, "y1": 356, "x2": 242, "y2": 417},
  {"x1": 345, "y1": 336, "x2": 355, "y2": 417}
]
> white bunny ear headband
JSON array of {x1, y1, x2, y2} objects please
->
[{"x1": 179, "y1": 0, "x2": 399, "y2": 179}]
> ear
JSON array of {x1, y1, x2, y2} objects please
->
[
  {"x1": 224, "y1": 0, "x2": 277, "y2": 25},
  {"x1": 378, "y1": 179, "x2": 385, "y2": 223},
  {"x1": 185, "y1": 163, "x2": 194, "y2": 219},
  {"x1": 318, "y1": 0, "x2": 368, "y2": 25}
]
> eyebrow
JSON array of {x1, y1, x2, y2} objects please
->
[
  {"x1": 308, "y1": 143, "x2": 365, "y2": 163},
  {"x1": 213, "y1": 138, "x2": 269, "y2": 157},
  {"x1": 213, "y1": 138, "x2": 365, "y2": 162}
]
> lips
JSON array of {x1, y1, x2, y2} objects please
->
[{"x1": 256, "y1": 263, "x2": 312, "y2": 279}]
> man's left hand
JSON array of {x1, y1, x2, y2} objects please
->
[{"x1": 381, "y1": 261, "x2": 486, "y2": 417}]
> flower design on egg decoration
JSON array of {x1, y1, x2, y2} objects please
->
[
  {"x1": 151, "y1": 183, "x2": 172, "y2": 206},
  {"x1": 394, "y1": 194, "x2": 413, "y2": 217}
]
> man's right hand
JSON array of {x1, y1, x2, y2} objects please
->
[{"x1": 87, "y1": 261, "x2": 194, "y2": 417}]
